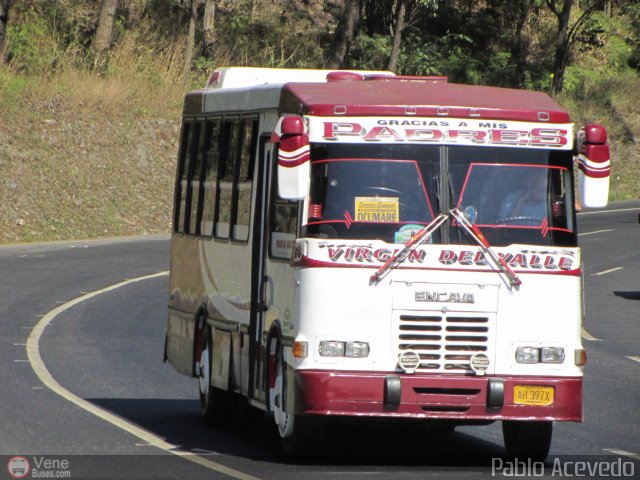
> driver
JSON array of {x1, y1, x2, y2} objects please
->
[{"x1": 499, "y1": 172, "x2": 547, "y2": 221}]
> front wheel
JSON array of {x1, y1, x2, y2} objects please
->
[
  {"x1": 502, "y1": 420, "x2": 553, "y2": 460},
  {"x1": 269, "y1": 337, "x2": 326, "y2": 455}
]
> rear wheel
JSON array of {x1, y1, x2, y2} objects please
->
[
  {"x1": 502, "y1": 420, "x2": 553, "y2": 460},
  {"x1": 269, "y1": 337, "x2": 326, "y2": 455},
  {"x1": 198, "y1": 325, "x2": 237, "y2": 426}
]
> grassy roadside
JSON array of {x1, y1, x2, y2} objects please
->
[
  {"x1": 0, "y1": 35, "x2": 187, "y2": 244},
  {"x1": 0, "y1": 65, "x2": 638, "y2": 244},
  {"x1": 560, "y1": 72, "x2": 640, "y2": 203}
]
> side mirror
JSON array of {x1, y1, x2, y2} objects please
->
[
  {"x1": 274, "y1": 116, "x2": 310, "y2": 200},
  {"x1": 577, "y1": 124, "x2": 610, "y2": 208}
]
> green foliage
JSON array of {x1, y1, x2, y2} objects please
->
[
  {"x1": 627, "y1": 4, "x2": 640, "y2": 69},
  {"x1": 577, "y1": 10, "x2": 637, "y2": 71},
  {"x1": 347, "y1": 34, "x2": 391, "y2": 70},
  {"x1": 230, "y1": 4, "x2": 327, "y2": 68},
  {"x1": 5, "y1": 10, "x2": 59, "y2": 73},
  {"x1": 343, "y1": 1, "x2": 558, "y2": 89},
  {"x1": 0, "y1": 70, "x2": 35, "y2": 116}
]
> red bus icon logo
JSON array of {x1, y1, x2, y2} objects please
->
[{"x1": 7, "y1": 457, "x2": 30, "y2": 479}]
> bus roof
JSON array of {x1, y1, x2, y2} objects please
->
[
  {"x1": 186, "y1": 68, "x2": 570, "y2": 124},
  {"x1": 281, "y1": 79, "x2": 571, "y2": 123},
  {"x1": 205, "y1": 67, "x2": 395, "y2": 89}
]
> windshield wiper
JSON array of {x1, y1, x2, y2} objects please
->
[
  {"x1": 369, "y1": 213, "x2": 449, "y2": 285},
  {"x1": 449, "y1": 208, "x2": 522, "y2": 289}
]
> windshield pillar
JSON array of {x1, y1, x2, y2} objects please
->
[{"x1": 439, "y1": 146, "x2": 450, "y2": 244}]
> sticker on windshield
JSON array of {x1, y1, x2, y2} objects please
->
[
  {"x1": 355, "y1": 197, "x2": 399, "y2": 223},
  {"x1": 394, "y1": 224, "x2": 430, "y2": 244}
]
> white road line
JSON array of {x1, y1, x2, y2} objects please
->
[
  {"x1": 578, "y1": 228, "x2": 614, "y2": 236},
  {"x1": 581, "y1": 328, "x2": 601, "y2": 342},
  {"x1": 602, "y1": 448, "x2": 640, "y2": 460},
  {"x1": 26, "y1": 271, "x2": 261, "y2": 480},
  {"x1": 578, "y1": 207, "x2": 640, "y2": 216},
  {"x1": 592, "y1": 267, "x2": 623, "y2": 276},
  {"x1": 626, "y1": 356, "x2": 640, "y2": 364}
]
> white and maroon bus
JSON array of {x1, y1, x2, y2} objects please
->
[{"x1": 164, "y1": 67, "x2": 610, "y2": 457}]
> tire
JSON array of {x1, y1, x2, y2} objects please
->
[
  {"x1": 198, "y1": 325, "x2": 237, "y2": 427},
  {"x1": 269, "y1": 337, "x2": 326, "y2": 455},
  {"x1": 502, "y1": 420, "x2": 553, "y2": 461}
]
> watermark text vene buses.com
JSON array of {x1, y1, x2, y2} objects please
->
[
  {"x1": 7, "y1": 456, "x2": 71, "y2": 479},
  {"x1": 492, "y1": 457, "x2": 637, "y2": 478}
]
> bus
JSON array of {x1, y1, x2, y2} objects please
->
[{"x1": 164, "y1": 67, "x2": 610, "y2": 457}]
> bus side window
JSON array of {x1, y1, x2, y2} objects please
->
[
  {"x1": 233, "y1": 119, "x2": 257, "y2": 242},
  {"x1": 216, "y1": 120, "x2": 240, "y2": 239},
  {"x1": 201, "y1": 119, "x2": 221, "y2": 237},
  {"x1": 188, "y1": 119, "x2": 205, "y2": 235},
  {"x1": 269, "y1": 147, "x2": 299, "y2": 259},
  {"x1": 174, "y1": 120, "x2": 193, "y2": 233}
]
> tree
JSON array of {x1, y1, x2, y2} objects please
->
[
  {"x1": 184, "y1": 0, "x2": 203, "y2": 75},
  {"x1": 388, "y1": 0, "x2": 408, "y2": 72},
  {"x1": 92, "y1": 0, "x2": 119, "y2": 57},
  {"x1": 326, "y1": 0, "x2": 361, "y2": 69},
  {"x1": 547, "y1": 0, "x2": 576, "y2": 95},
  {"x1": 0, "y1": 0, "x2": 10, "y2": 58},
  {"x1": 511, "y1": 0, "x2": 533, "y2": 87},
  {"x1": 202, "y1": 0, "x2": 216, "y2": 58},
  {"x1": 546, "y1": 0, "x2": 609, "y2": 95}
]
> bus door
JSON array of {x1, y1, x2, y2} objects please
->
[{"x1": 248, "y1": 135, "x2": 273, "y2": 404}]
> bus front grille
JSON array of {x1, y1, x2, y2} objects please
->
[{"x1": 396, "y1": 314, "x2": 492, "y2": 372}]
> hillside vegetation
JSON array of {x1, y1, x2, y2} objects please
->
[{"x1": 0, "y1": 0, "x2": 638, "y2": 243}]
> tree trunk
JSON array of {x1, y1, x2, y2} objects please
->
[
  {"x1": 184, "y1": 0, "x2": 200, "y2": 75},
  {"x1": 93, "y1": 0, "x2": 119, "y2": 54},
  {"x1": 202, "y1": 0, "x2": 216, "y2": 58},
  {"x1": 326, "y1": 0, "x2": 360, "y2": 69},
  {"x1": 387, "y1": 0, "x2": 407, "y2": 72},
  {"x1": 546, "y1": 0, "x2": 573, "y2": 96},
  {"x1": 0, "y1": 0, "x2": 9, "y2": 59},
  {"x1": 511, "y1": 0, "x2": 532, "y2": 87}
]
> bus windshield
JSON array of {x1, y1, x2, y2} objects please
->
[{"x1": 304, "y1": 144, "x2": 576, "y2": 247}]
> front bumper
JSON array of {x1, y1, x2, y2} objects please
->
[{"x1": 294, "y1": 371, "x2": 582, "y2": 421}]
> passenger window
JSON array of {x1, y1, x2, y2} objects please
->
[
  {"x1": 188, "y1": 120, "x2": 205, "y2": 235},
  {"x1": 216, "y1": 120, "x2": 240, "y2": 239},
  {"x1": 234, "y1": 119, "x2": 257, "y2": 241},
  {"x1": 201, "y1": 119, "x2": 221, "y2": 237},
  {"x1": 174, "y1": 120, "x2": 193, "y2": 233}
]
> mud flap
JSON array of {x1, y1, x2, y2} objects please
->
[{"x1": 211, "y1": 329, "x2": 232, "y2": 390}]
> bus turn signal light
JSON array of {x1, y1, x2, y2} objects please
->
[{"x1": 293, "y1": 341, "x2": 308, "y2": 358}]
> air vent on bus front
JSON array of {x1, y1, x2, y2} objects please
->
[{"x1": 396, "y1": 314, "x2": 491, "y2": 372}]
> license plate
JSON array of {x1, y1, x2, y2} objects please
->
[{"x1": 513, "y1": 385, "x2": 554, "y2": 406}]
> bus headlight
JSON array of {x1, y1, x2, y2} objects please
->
[
  {"x1": 515, "y1": 346, "x2": 565, "y2": 364},
  {"x1": 515, "y1": 347, "x2": 540, "y2": 364},
  {"x1": 319, "y1": 341, "x2": 345, "y2": 357},
  {"x1": 541, "y1": 347, "x2": 565, "y2": 363},
  {"x1": 345, "y1": 341, "x2": 370, "y2": 358},
  {"x1": 319, "y1": 341, "x2": 370, "y2": 358}
]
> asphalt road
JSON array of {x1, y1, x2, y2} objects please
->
[{"x1": 1, "y1": 202, "x2": 639, "y2": 480}]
